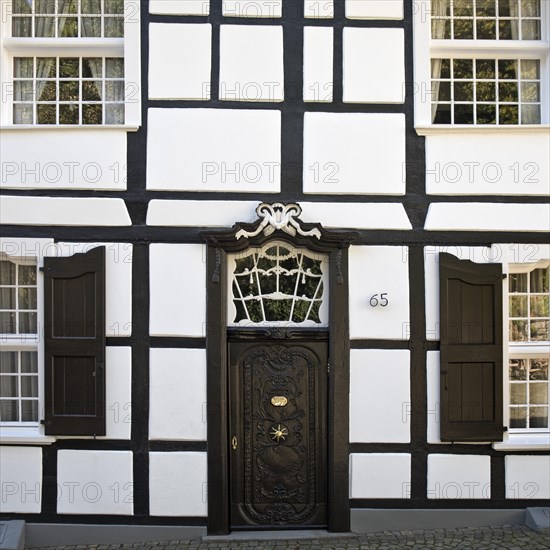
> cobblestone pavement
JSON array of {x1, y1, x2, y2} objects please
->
[{"x1": 30, "y1": 525, "x2": 550, "y2": 550}]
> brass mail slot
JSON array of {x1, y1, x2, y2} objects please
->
[{"x1": 271, "y1": 396, "x2": 288, "y2": 407}]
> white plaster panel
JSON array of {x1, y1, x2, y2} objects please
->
[
  {"x1": 0, "y1": 197, "x2": 131, "y2": 226},
  {"x1": 426, "y1": 133, "x2": 550, "y2": 196},
  {"x1": 149, "y1": 0, "x2": 209, "y2": 15},
  {"x1": 299, "y1": 202, "x2": 411, "y2": 230},
  {"x1": 149, "y1": 24, "x2": 211, "y2": 100},
  {"x1": 426, "y1": 351, "x2": 447, "y2": 444},
  {"x1": 149, "y1": 349, "x2": 207, "y2": 441},
  {"x1": 350, "y1": 453, "x2": 411, "y2": 499},
  {"x1": 55, "y1": 243, "x2": 133, "y2": 337},
  {"x1": 149, "y1": 452, "x2": 207, "y2": 516},
  {"x1": 149, "y1": 244, "x2": 206, "y2": 337},
  {"x1": 425, "y1": 203, "x2": 550, "y2": 232},
  {"x1": 57, "y1": 450, "x2": 133, "y2": 515},
  {"x1": 303, "y1": 27, "x2": 333, "y2": 103},
  {"x1": 219, "y1": 25, "x2": 284, "y2": 102},
  {"x1": 343, "y1": 28, "x2": 405, "y2": 103},
  {"x1": 103, "y1": 347, "x2": 132, "y2": 440},
  {"x1": 304, "y1": 0, "x2": 333, "y2": 18},
  {"x1": 424, "y1": 245, "x2": 506, "y2": 341},
  {"x1": 505, "y1": 455, "x2": 550, "y2": 499},
  {"x1": 147, "y1": 109, "x2": 281, "y2": 192},
  {"x1": 350, "y1": 350, "x2": 410, "y2": 443},
  {"x1": 349, "y1": 246, "x2": 410, "y2": 339},
  {"x1": 223, "y1": 0, "x2": 282, "y2": 17},
  {"x1": 147, "y1": 200, "x2": 258, "y2": 226},
  {"x1": 428, "y1": 454, "x2": 491, "y2": 499},
  {"x1": 0, "y1": 130, "x2": 126, "y2": 190},
  {"x1": 303, "y1": 113, "x2": 406, "y2": 194},
  {"x1": 0, "y1": 447, "x2": 42, "y2": 513},
  {"x1": 346, "y1": 0, "x2": 403, "y2": 19}
]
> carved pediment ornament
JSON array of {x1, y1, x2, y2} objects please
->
[{"x1": 236, "y1": 203, "x2": 321, "y2": 240}]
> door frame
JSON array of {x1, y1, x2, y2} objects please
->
[{"x1": 202, "y1": 203, "x2": 356, "y2": 535}]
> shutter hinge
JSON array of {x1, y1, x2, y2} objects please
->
[
  {"x1": 40, "y1": 419, "x2": 45, "y2": 425},
  {"x1": 39, "y1": 267, "x2": 44, "y2": 272},
  {"x1": 503, "y1": 426, "x2": 508, "y2": 432},
  {"x1": 502, "y1": 274, "x2": 508, "y2": 280}
]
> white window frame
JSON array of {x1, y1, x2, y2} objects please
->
[
  {"x1": 227, "y1": 241, "x2": 330, "y2": 328},
  {"x1": 0, "y1": 0, "x2": 141, "y2": 129},
  {"x1": 413, "y1": 0, "x2": 550, "y2": 131},
  {"x1": 0, "y1": 238, "x2": 56, "y2": 444},
  {"x1": 495, "y1": 247, "x2": 550, "y2": 450}
]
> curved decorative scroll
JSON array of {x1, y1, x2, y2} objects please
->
[{"x1": 236, "y1": 203, "x2": 321, "y2": 241}]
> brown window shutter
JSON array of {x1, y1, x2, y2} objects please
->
[
  {"x1": 439, "y1": 252, "x2": 504, "y2": 442},
  {"x1": 44, "y1": 247, "x2": 106, "y2": 436}
]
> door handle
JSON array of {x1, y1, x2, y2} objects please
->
[{"x1": 231, "y1": 436, "x2": 238, "y2": 450}]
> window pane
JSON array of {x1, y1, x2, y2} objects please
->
[
  {"x1": 499, "y1": 104, "x2": 519, "y2": 124},
  {"x1": 454, "y1": 0, "x2": 474, "y2": 17},
  {"x1": 18, "y1": 288, "x2": 37, "y2": 310},
  {"x1": 521, "y1": 82, "x2": 540, "y2": 102},
  {"x1": 105, "y1": 0, "x2": 124, "y2": 14},
  {"x1": 37, "y1": 104, "x2": 56, "y2": 124},
  {"x1": 81, "y1": 0, "x2": 102, "y2": 14},
  {"x1": 455, "y1": 82, "x2": 474, "y2": 101},
  {"x1": 105, "y1": 80, "x2": 124, "y2": 102},
  {"x1": 15, "y1": 81, "x2": 34, "y2": 102},
  {"x1": 0, "y1": 352, "x2": 18, "y2": 374},
  {"x1": 454, "y1": 103, "x2": 474, "y2": 124},
  {"x1": 59, "y1": 104, "x2": 80, "y2": 124},
  {"x1": 510, "y1": 383, "x2": 527, "y2": 403},
  {"x1": 530, "y1": 359, "x2": 548, "y2": 380},
  {"x1": 19, "y1": 312, "x2": 37, "y2": 334},
  {"x1": 14, "y1": 104, "x2": 34, "y2": 124},
  {"x1": 12, "y1": 17, "x2": 32, "y2": 36},
  {"x1": 454, "y1": 59, "x2": 473, "y2": 79},
  {"x1": 83, "y1": 58, "x2": 103, "y2": 78},
  {"x1": 81, "y1": 17, "x2": 102, "y2": 37},
  {"x1": 476, "y1": 19, "x2": 496, "y2": 39},
  {"x1": 21, "y1": 376, "x2": 38, "y2": 398},
  {"x1": 59, "y1": 80, "x2": 79, "y2": 101},
  {"x1": 522, "y1": 20, "x2": 540, "y2": 39},
  {"x1": 531, "y1": 268, "x2": 549, "y2": 293},
  {"x1": 510, "y1": 320, "x2": 527, "y2": 341},
  {"x1": 509, "y1": 406, "x2": 527, "y2": 428},
  {"x1": 36, "y1": 0, "x2": 55, "y2": 13},
  {"x1": 521, "y1": 60, "x2": 539, "y2": 80},
  {"x1": 0, "y1": 261, "x2": 15, "y2": 285},
  {"x1": 21, "y1": 400, "x2": 38, "y2": 422},
  {"x1": 476, "y1": 59, "x2": 496, "y2": 79},
  {"x1": 0, "y1": 288, "x2": 16, "y2": 309},
  {"x1": 105, "y1": 103, "x2": 124, "y2": 124},
  {"x1": 60, "y1": 17, "x2": 78, "y2": 37},
  {"x1": 104, "y1": 17, "x2": 124, "y2": 38},
  {"x1": 499, "y1": 19, "x2": 519, "y2": 39},
  {"x1": 0, "y1": 400, "x2": 19, "y2": 421},
  {"x1": 0, "y1": 376, "x2": 18, "y2": 397},
  {"x1": 521, "y1": 104, "x2": 541, "y2": 124},
  {"x1": 499, "y1": 82, "x2": 518, "y2": 102},
  {"x1": 83, "y1": 104, "x2": 103, "y2": 124},
  {"x1": 476, "y1": 104, "x2": 496, "y2": 124},
  {"x1": 13, "y1": 0, "x2": 32, "y2": 14},
  {"x1": 34, "y1": 16, "x2": 56, "y2": 37},
  {"x1": 499, "y1": 60, "x2": 518, "y2": 80},
  {"x1": 0, "y1": 312, "x2": 16, "y2": 333},
  {"x1": 530, "y1": 296, "x2": 549, "y2": 318},
  {"x1": 14, "y1": 58, "x2": 33, "y2": 79},
  {"x1": 21, "y1": 352, "x2": 38, "y2": 374},
  {"x1": 529, "y1": 406, "x2": 548, "y2": 428},
  {"x1": 106, "y1": 58, "x2": 124, "y2": 78},
  {"x1": 509, "y1": 272, "x2": 527, "y2": 292},
  {"x1": 82, "y1": 81, "x2": 102, "y2": 101},
  {"x1": 60, "y1": 58, "x2": 80, "y2": 78},
  {"x1": 477, "y1": 82, "x2": 496, "y2": 102},
  {"x1": 529, "y1": 383, "x2": 548, "y2": 405},
  {"x1": 530, "y1": 321, "x2": 549, "y2": 341},
  {"x1": 521, "y1": 0, "x2": 540, "y2": 17},
  {"x1": 509, "y1": 295, "x2": 527, "y2": 317}
]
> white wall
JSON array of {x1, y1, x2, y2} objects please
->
[
  {"x1": 0, "y1": 447, "x2": 42, "y2": 513},
  {"x1": 505, "y1": 455, "x2": 550, "y2": 499},
  {"x1": 349, "y1": 246, "x2": 410, "y2": 339},
  {"x1": 303, "y1": 113, "x2": 406, "y2": 194},
  {"x1": 149, "y1": 244, "x2": 206, "y2": 337},
  {"x1": 149, "y1": 0, "x2": 209, "y2": 15},
  {"x1": 428, "y1": 455, "x2": 491, "y2": 499},
  {"x1": 346, "y1": 0, "x2": 403, "y2": 19},
  {"x1": 350, "y1": 453, "x2": 411, "y2": 499},
  {"x1": 303, "y1": 27, "x2": 333, "y2": 103},
  {"x1": 57, "y1": 450, "x2": 133, "y2": 515},
  {"x1": 147, "y1": 109, "x2": 281, "y2": 192},
  {"x1": 149, "y1": 452, "x2": 208, "y2": 516},
  {"x1": 149, "y1": 349, "x2": 207, "y2": 441},
  {"x1": 0, "y1": 130, "x2": 127, "y2": 190},
  {"x1": 350, "y1": 350, "x2": 410, "y2": 443},
  {"x1": 426, "y1": 133, "x2": 550, "y2": 196}
]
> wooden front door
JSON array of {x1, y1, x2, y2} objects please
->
[{"x1": 229, "y1": 338, "x2": 328, "y2": 529}]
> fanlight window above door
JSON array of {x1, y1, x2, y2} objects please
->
[{"x1": 228, "y1": 242, "x2": 328, "y2": 326}]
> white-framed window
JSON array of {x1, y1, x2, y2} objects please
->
[
  {"x1": 227, "y1": 241, "x2": 329, "y2": 327},
  {"x1": 413, "y1": 0, "x2": 549, "y2": 127},
  {"x1": 507, "y1": 261, "x2": 549, "y2": 432},
  {"x1": 0, "y1": 0, "x2": 141, "y2": 127},
  {"x1": 0, "y1": 254, "x2": 42, "y2": 427}
]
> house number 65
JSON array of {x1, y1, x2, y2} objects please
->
[{"x1": 370, "y1": 293, "x2": 389, "y2": 307}]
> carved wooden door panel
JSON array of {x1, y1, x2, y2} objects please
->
[{"x1": 229, "y1": 339, "x2": 328, "y2": 528}]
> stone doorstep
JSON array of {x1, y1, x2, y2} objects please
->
[
  {"x1": 526, "y1": 508, "x2": 550, "y2": 534},
  {"x1": 202, "y1": 530, "x2": 361, "y2": 543},
  {"x1": 0, "y1": 521, "x2": 25, "y2": 550}
]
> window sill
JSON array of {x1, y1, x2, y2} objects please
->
[
  {"x1": 493, "y1": 433, "x2": 550, "y2": 451},
  {"x1": 0, "y1": 125, "x2": 139, "y2": 132},
  {"x1": 415, "y1": 125, "x2": 550, "y2": 136},
  {"x1": 0, "y1": 428, "x2": 56, "y2": 445}
]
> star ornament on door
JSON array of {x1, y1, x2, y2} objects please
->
[{"x1": 270, "y1": 423, "x2": 289, "y2": 442}]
